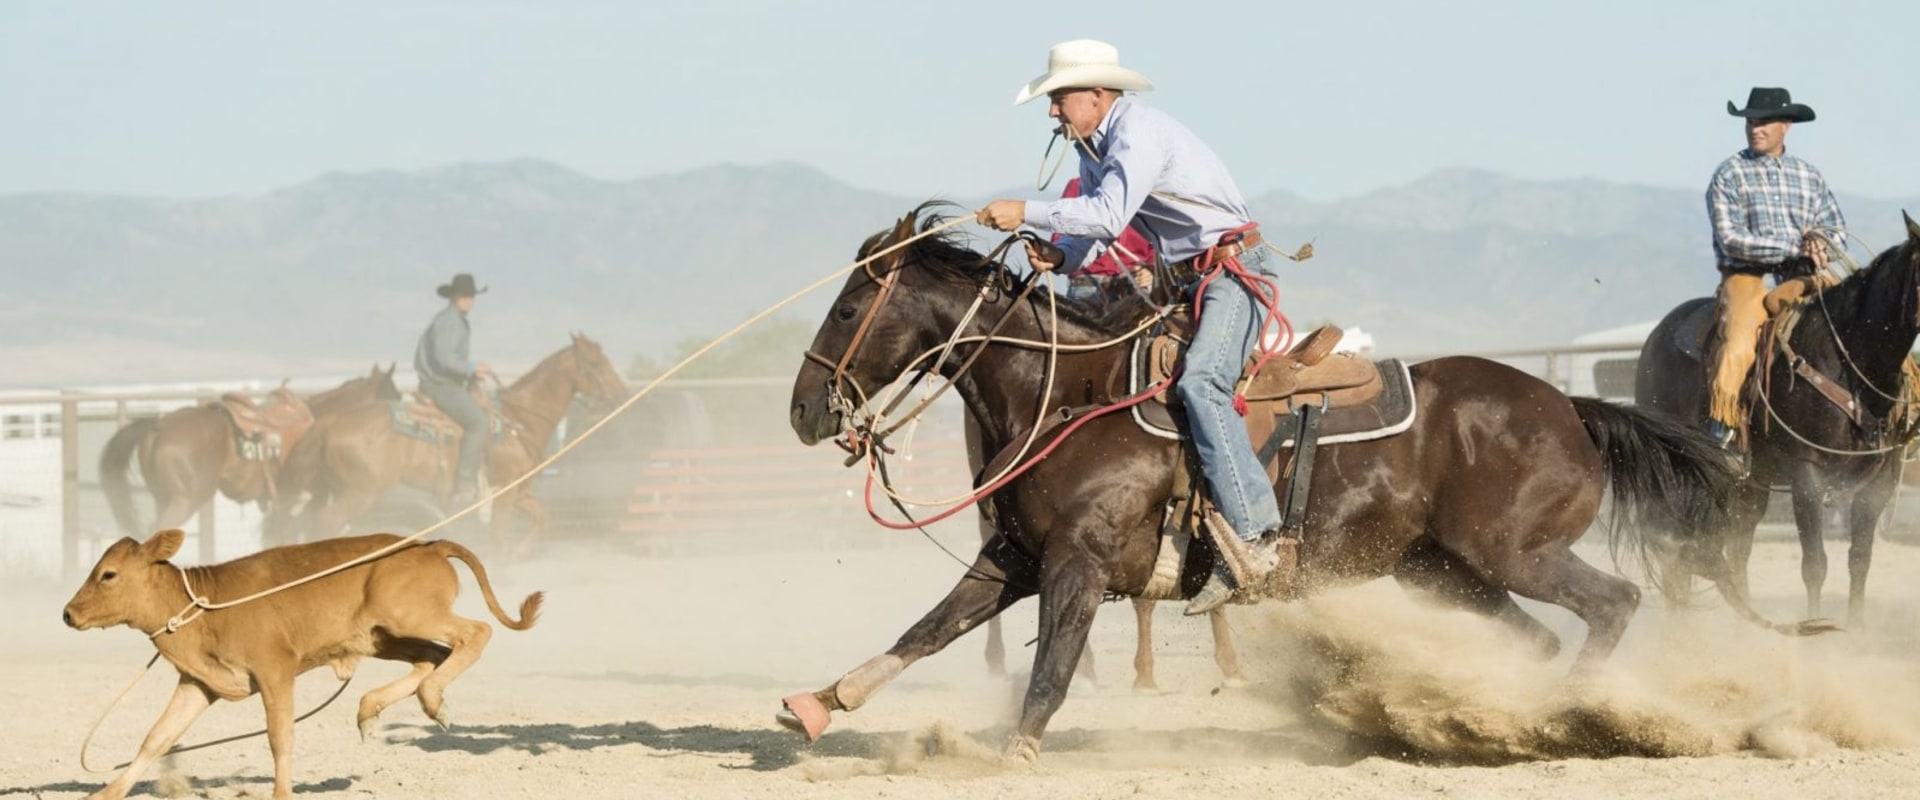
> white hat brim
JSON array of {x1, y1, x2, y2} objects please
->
[{"x1": 1014, "y1": 64, "x2": 1153, "y2": 105}]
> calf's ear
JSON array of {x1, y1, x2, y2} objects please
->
[{"x1": 140, "y1": 529, "x2": 186, "y2": 563}]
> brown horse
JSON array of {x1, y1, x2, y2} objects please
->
[
  {"x1": 99, "y1": 365, "x2": 401, "y2": 536},
  {"x1": 267, "y1": 334, "x2": 627, "y2": 555},
  {"x1": 779, "y1": 206, "x2": 1820, "y2": 761}
]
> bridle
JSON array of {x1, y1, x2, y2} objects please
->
[{"x1": 802, "y1": 229, "x2": 1054, "y2": 463}]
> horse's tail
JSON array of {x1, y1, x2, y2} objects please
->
[
  {"x1": 1571, "y1": 397, "x2": 1836, "y2": 637},
  {"x1": 100, "y1": 417, "x2": 158, "y2": 536}
]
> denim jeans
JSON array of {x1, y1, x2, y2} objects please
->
[
  {"x1": 1173, "y1": 249, "x2": 1284, "y2": 541},
  {"x1": 419, "y1": 379, "x2": 490, "y2": 491}
]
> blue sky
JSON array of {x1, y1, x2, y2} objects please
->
[{"x1": 1, "y1": 0, "x2": 1911, "y2": 202}]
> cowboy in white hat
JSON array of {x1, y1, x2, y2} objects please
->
[
  {"x1": 977, "y1": 40, "x2": 1285, "y2": 615},
  {"x1": 1704, "y1": 87, "x2": 1846, "y2": 462},
  {"x1": 414, "y1": 272, "x2": 495, "y2": 506}
]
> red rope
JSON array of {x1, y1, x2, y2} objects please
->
[
  {"x1": 1188, "y1": 223, "x2": 1293, "y2": 416},
  {"x1": 862, "y1": 373, "x2": 1178, "y2": 530}
]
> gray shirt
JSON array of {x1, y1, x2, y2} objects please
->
[{"x1": 414, "y1": 304, "x2": 474, "y2": 385}]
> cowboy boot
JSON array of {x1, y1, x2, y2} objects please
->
[{"x1": 1184, "y1": 526, "x2": 1281, "y2": 616}]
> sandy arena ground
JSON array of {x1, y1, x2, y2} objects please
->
[{"x1": 4, "y1": 526, "x2": 1919, "y2": 799}]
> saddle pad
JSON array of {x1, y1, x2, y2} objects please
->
[
  {"x1": 1128, "y1": 339, "x2": 1417, "y2": 447},
  {"x1": 390, "y1": 401, "x2": 461, "y2": 445},
  {"x1": 1672, "y1": 298, "x2": 1715, "y2": 362}
]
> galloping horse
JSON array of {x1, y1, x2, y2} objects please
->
[
  {"x1": 266, "y1": 334, "x2": 627, "y2": 555},
  {"x1": 99, "y1": 364, "x2": 401, "y2": 536},
  {"x1": 1638, "y1": 213, "x2": 1920, "y2": 628},
  {"x1": 779, "y1": 205, "x2": 1816, "y2": 761}
]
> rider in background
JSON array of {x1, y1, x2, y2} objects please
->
[
  {"x1": 976, "y1": 40, "x2": 1284, "y2": 615},
  {"x1": 1706, "y1": 87, "x2": 1846, "y2": 459},
  {"x1": 414, "y1": 272, "x2": 494, "y2": 507}
]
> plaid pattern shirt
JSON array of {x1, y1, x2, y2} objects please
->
[{"x1": 1707, "y1": 148, "x2": 1846, "y2": 270}]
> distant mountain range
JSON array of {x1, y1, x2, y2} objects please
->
[{"x1": 1, "y1": 159, "x2": 1913, "y2": 388}]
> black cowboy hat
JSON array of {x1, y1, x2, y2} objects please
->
[
  {"x1": 1727, "y1": 87, "x2": 1815, "y2": 123},
  {"x1": 436, "y1": 273, "x2": 487, "y2": 299}
]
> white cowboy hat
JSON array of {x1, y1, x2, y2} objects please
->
[{"x1": 1013, "y1": 39, "x2": 1154, "y2": 106}]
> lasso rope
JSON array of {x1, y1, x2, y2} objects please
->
[{"x1": 79, "y1": 212, "x2": 979, "y2": 771}]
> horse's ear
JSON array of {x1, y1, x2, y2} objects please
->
[
  {"x1": 878, "y1": 213, "x2": 916, "y2": 272},
  {"x1": 1904, "y1": 210, "x2": 1920, "y2": 242}
]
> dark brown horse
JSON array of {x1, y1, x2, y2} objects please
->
[
  {"x1": 99, "y1": 365, "x2": 401, "y2": 536},
  {"x1": 966, "y1": 410, "x2": 1244, "y2": 692},
  {"x1": 265, "y1": 334, "x2": 627, "y2": 555},
  {"x1": 779, "y1": 206, "x2": 1814, "y2": 761},
  {"x1": 1637, "y1": 214, "x2": 1920, "y2": 628}
]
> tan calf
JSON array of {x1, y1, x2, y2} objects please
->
[{"x1": 63, "y1": 530, "x2": 542, "y2": 800}]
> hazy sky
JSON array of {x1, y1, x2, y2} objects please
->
[{"x1": 2, "y1": 0, "x2": 1912, "y2": 202}]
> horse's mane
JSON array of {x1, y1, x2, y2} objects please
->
[
  {"x1": 860, "y1": 201, "x2": 1160, "y2": 338},
  {"x1": 1812, "y1": 238, "x2": 1919, "y2": 325}
]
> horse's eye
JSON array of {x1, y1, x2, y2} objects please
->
[
  {"x1": 836, "y1": 304, "x2": 858, "y2": 322},
  {"x1": 99, "y1": 571, "x2": 117, "y2": 583}
]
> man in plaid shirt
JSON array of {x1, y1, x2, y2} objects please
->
[{"x1": 1706, "y1": 87, "x2": 1846, "y2": 451}]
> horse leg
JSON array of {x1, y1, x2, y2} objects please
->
[
  {"x1": 1206, "y1": 606, "x2": 1246, "y2": 688},
  {"x1": 1395, "y1": 537, "x2": 1560, "y2": 659},
  {"x1": 1004, "y1": 556, "x2": 1107, "y2": 763},
  {"x1": 1845, "y1": 466, "x2": 1898, "y2": 629},
  {"x1": 778, "y1": 540, "x2": 1033, "y2": 742},
  {"x1": 1130, "y1": 597, "x2": 1158, "y2": 691},
  {"x1": 510, "y1": 492, "x2": 549, "y2": 560},
  {"x1": 315, "y1": 486, "x2": 382, "y2": 541},
  {"x1": 1721, "y1": 481, "x2": 1770, "y2": 606},
  {"x1": 1480, "y1": 546, "x2": 1639, "y2": 673},
  {"x1": 1789, "y1": 466, "x2": 1832, "y2": 619}
]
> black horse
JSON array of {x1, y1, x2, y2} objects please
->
[
  {"x1": 1637, "y1": 213, "x2": 1920, "y2": 628},
  {"x1": 780, "y1": 205, "x2": 1811, "y2": 762}
]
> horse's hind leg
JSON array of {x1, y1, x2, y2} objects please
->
[
  {"x1": 1789, "y1": 468, "x2": 1833, "y2": 619},
  {"x1": 1395, "y1": 537, "x2": 1560, "y2": 659},
  {"x1": 1206, "y1": 606, "x2": 1246, "y2": 688},
  {"x1": 1130, "y1": 598, "x2": 1158, "y2": 691},
  {"x1": 1486, "y1": 546, "x2": 1640, "y2": 672}
]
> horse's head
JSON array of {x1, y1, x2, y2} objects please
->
[
  {"x1": 563, "y1": 332, "x2": 629, "y2": 414},
  {"x1": 790, "y1": 203, "x2": 1006, "y2": 446}
]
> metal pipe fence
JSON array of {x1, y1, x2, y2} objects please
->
[{"x1": 0, "y1": 342, "x2": 1656, "y2": 581}]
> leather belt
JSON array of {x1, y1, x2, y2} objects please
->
[{"x1": 1168, "y1": 230, "x2": 1265, "y2": 286}]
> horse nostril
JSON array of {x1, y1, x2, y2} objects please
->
[{"x1": 62, "y1": 610, "x2": 74, "y2": 627}]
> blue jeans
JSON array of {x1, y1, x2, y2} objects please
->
[
  {"x1": 1173, "y1": 249, "x2": 1284, "y2": 541},
  {"x1": 419, "y1": 379, "x2": 489, "y2": 490}
]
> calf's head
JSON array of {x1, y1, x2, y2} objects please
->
[{"x1": 63, "y1": 529, "x2": 185, "y2": 631}]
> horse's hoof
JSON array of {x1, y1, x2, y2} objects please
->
[
  {"x1": 1132, "y1": 680, "x2": 1159, "y2": 694},
  {"x1": 358, "y1": 716, "x2": 380, "y2": 742},
  {"x1": 429, "y1": 701, "x2": 451, "y2": 731},
  {"x1": 1000, "y1": 734, "x2": 1040, "y2": 765},
  {"x1": 779, "y1": 692, "x2": 831, "y2": 743},
  {"x1": 1793, "y1": 618, "x2": 1844, "y2": 636},
  {"x1": 1219, "y1": 675, "x2": 1249, "y2": 690}
]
